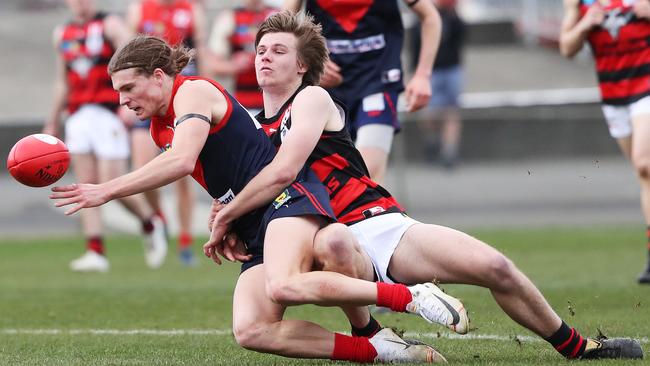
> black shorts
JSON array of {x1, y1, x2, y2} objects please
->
[{"x1": 239, "y1": 168, "x2": 336, "y2": 273}]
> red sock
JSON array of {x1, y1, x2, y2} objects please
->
[
  {"x1": 178, "y1": 232, "x2": 193, "y2": 249},
  {"x1": 142, "y1": 218, "x2": 154, "y2": 234},
  {"x1": 375, "y1": 282, "x2": 412, "y2": 312},
  {"x1": 331, "y1": 333, "x2": 377, "y2": 363},
  {"x1": 86, "y1": 236, "x2": 104, "y2": 255}
]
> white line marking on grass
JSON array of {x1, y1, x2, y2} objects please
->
[{"x1": 1, "y1": 329, "x2": 647, "y2": 344}]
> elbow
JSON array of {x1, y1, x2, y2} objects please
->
[
  {"x1": 177, "y1": 156, "x2": 197, "y2": 176},
  {"x1": 274, "y1": 168, "x2": 297, "y2": 188},
  {"x1": 558, "y1": 38, "x2": 580, "y2": 59},
  {"x1": 271, "y1": 163, "x2": 301, "y2": 188}
]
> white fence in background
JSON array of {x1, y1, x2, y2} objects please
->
[{"x1": 459, "y1": 0, "x2": 565, "y2": 43}]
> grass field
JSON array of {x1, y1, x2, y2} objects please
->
[{"x1": 0, "y1": 225, "x2": 648, "y2": 365}]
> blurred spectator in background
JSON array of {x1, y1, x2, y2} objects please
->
[
  {"x1": 412, "y1": 0, "x2": 465, "y2": 169},
  {"x1": 126, "y1": 0, "x2": 208, "y2": 266},
  {"x1": 43, "y1": 0, "x2": 167, "y2": 272},
  {"x1": 208, "y1": 0, "x2": 277, "y2": 114},
  {"x1": 284, "y1": 0, "x2": 441, "y2": 184},
  {"x1": 560, "y1": 0, "x2": 650, "y2": 284}
]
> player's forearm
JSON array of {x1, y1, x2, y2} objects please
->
[
  {"x1": 46, "y1": 81, "x2": 67, "y2": 127},
  {"x1": 413, "y1": 8, "x2": 441, "y2": 78},
  {"x1": 209, "y1": 54, "x2": 239, "y2": 76},
  {"x1": 105, "y1": 151, "x2": 194, "y2": 201},
  {"x1": 218, "y1": 162, "x2": 298, "y2": 223},
  {"x1": 559, "y1": 22, "x2": 590, "y2": 58}
]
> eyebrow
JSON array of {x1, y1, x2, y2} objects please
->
[
  {"x1": 258, "y1": 43, "x2": 290, "y2": 50},
  {"x1": 116, "y1": 82, "x2": 134, "y2": 91}
]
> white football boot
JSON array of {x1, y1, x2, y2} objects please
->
[
  {"x1": 143, "y1": 216, "x2": 168, "y2": 269},
  {"x1": 406, "y1": 283, "x2": 469, "y2": 334},
  {"x1": 69, "y1": 251, "x2": 109, "y2": 273},
  {"x1": 369, "y1": 328, "x2": 447, "y2": 363}
]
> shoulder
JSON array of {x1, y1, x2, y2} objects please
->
[
  {"x1": 175, "y1": 79, "x2": 226, "y2": 105},
  {"x1": 293, "y1": 86, "x2": 336, "y2": 113},
  {"x1": 295, "y1": 85, "x2": 331, "y2": 104}
]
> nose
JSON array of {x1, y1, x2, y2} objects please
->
[
  {"x1": 119, "y1": 93, "x2": 130, "y2": 106},
  {"x1": 259, "y1": 50, "x2": 271, "y2": 62}
]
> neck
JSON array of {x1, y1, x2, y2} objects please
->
[
  {"x1": 157, "y1": 74, "x2": 176, "y2": 116},
  {"x1": 262, "y1": 79, "x2": 303, "y2": 117}
]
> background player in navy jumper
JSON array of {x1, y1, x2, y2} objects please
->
[
  {"x1": 49, "y1": 35, "x2": 459, "y2": 363},
  {"x1": 207, "y1": 10, "x2": 644, "y2": 361},
  {"x1": 284, "y1": 0, "x2": 441, "y2": 184}
]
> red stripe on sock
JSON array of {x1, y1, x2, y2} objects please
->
[
  {"x1": 178, "y1": 232, "x2": 193, "y2": 249},
  {"x1": 569, "y1": 336, "x2": 585, "y2": 358},
  {"x1": 87, "y1": 237, "x2": 104, "y2": 255},
  {"x1": 555, "y1": 328, "x2": 575, "y2": 352},
  {"x1": 376, "y1": 282, "x2": 412, "y2": 312},
  {"x1": 331, "y1": 333, "x2": 377, "y2": 363}
]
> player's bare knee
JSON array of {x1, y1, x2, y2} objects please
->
[
  {"x1": 486, "y1": 254, "x2": 518, "y2": 291},
  {"x1": 314, "y1": 223, "x2": 357, "y2": 269},
  {"x1": 633, "y1": 159, "x2": 650, "y2": 180}
]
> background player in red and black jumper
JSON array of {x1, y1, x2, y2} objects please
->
[
  {"x1": 126, "y1": 0, "x2": 208, "y2": 265},
  {"x1": 207, "y1": 10, "x2": 644, "y2": 361},
  {"x1": 43, "y1": 0, "x2": 167, "y2": 273},
  {"x1": 50, "y1": 35, "x2": 455, "y2": 363},
  {"x1": 284, "y1": 0, "x2": 441, "y2": 184},
  {"x1": 560, "y1": 0, "x2": 650, "y2": 284},
  {"x1": 208, "y1": 0, "x2": 277, "y2": 115}
]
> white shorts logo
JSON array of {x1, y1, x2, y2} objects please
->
[{"x1": 218, "y1": 189, "x2": 235, "y2": 204}]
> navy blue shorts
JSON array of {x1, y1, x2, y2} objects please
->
[
  {"x1": 239, "y1": 168, "x2": 336, "y2": 273},
  {"x1": 346, "y1": 91, "x2": 400, "y2": 140}
]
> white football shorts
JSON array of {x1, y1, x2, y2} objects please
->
[
  {"x1": 601, "y1": 95, "x2": 650, "y2": 139},
  {"x1": 65, "y1": 104, "x2": 130, "y2": 159},
  {"x1": 348, "y1": 212, "x2": 419, "y2": 284}
]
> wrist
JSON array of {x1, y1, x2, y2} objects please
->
[{"x1": 413, "y1": 69, "x2": 432, "y2": 79}]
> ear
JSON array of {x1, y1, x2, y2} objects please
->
[
  {"x1": 152, "y1": 68, "x2": 166, "y2": 84},
  {"x1": 296, "y1": 59, "x2": 307, "y2": 76}
]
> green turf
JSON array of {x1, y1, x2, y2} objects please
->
[{"x1": 0, "y1": 225, "x2": 648, "y2": 365}]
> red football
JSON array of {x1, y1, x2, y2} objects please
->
[{"x1": 7, "y1": 134, "x2": 70, "y2": 187}]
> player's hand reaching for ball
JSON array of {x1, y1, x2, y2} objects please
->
[{"x1": 50, "y1": 183, "x2": 110, "y2": 215}]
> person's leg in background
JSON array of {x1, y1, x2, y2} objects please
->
[
  {"x1": 630, "y1": 99, "x2": 650, "y2": 283},
  {"x1": 175, "y1": 175, "x2": 196, "y2": 266},
  {"x1": 353, "y1": 92, "x2": 400, "y2": 184}
]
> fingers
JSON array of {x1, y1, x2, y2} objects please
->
[
  {"x1": 64, "y1": 204, "x2": 84, "y2": 216},
  {"x1": 51, "y1": 184, "x2": 77, "y2": 193},
  {"x1": 203, "y1": 241, "x2": 222, "y2": 265}
]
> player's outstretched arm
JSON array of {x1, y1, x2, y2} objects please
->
[{"x1": 50, "y1": 80, "x2": 220, "y2": 215}]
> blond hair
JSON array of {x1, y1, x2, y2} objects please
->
[{"x1": 108, "y1": 35, "x2": 193, "y2": 76}]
